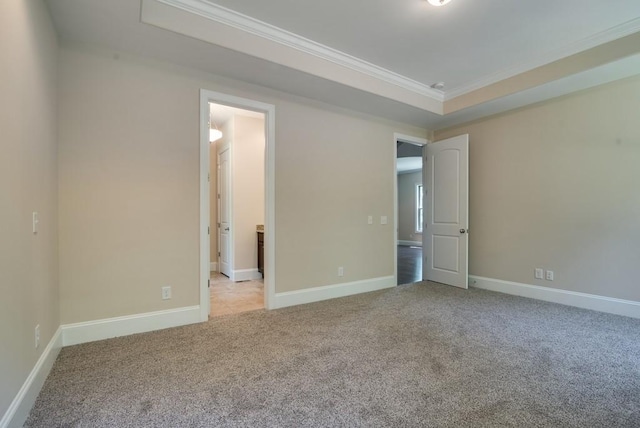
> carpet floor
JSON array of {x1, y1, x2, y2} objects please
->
[{"x1": 25, "y1": 282, "x2": 640, "y2": 427}]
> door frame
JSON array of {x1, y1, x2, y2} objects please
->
[
  {"x1": 393, "y1": 133, "x2": 429, "y2": 286},
  {"x1": 200, "y1": 89, "x2": 276, "y2": 321}
]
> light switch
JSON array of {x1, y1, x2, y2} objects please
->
[
  {"x1": 367, "y1": 216, "x2": 373, "y2": 225},
  {"x1": 380, "y1": 216, "x2": 388, "y2": 225},
  {"x1": 32, "y1": 212, "x2": 39, "y2": 234}
]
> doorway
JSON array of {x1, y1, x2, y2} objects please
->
[
  {"x1": 199, "y1": 90, "x2": 276, "y2": 321},
  {"x1": 208, "y1": 103, "x2": 266, "y2": 316},
  {"x1": 394, "y1": 133, "x2": 427, "y2": 285},
  {"x1": 393, "y1": 133, "x2": 469, "y2": 289}
]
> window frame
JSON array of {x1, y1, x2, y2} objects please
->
[{"x1": 416, "y1": 183, "x2": 423, "y2": 233}]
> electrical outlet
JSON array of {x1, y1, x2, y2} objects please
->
[
  {"x1": 380, "y1": 216, "x2": 388, "y2": 225},
  {"x1": 535, "y1": 268, "x2": 544, "y2": 280},
  {"x1": 35, "y1": 325, "x2": 40, "y2": 349},
  {"x1": 545, "y1": 270, "x2": 554, "y2": 281},
  {"x1": 367, "y1": 215, "x2": 373, "y2": 225},
  {"x1": 338, "y1": 266, "x2": 344, "y2": 277},
  {"x1": 161, "y1": 286, "x2": 172, "y2": 300}
]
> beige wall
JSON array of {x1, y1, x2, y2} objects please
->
[
  {"x1": 0, "y1": 0, "x2": 59, "y2": 418},
  {"x1": 397, "y1": 171, "x2": 423, "y2": 243},
  {"x1": 58, "y1": 43, "x2": 427, "y2": 323},
  {"x1": 232, "y1": 115, "x2": 265, "y2": 271},
  {"x1": 436, "y1": 75, "x2": 640, "y2": 302}
]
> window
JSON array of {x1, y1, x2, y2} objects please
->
[{"x1": 416, "y1": 184, "x2": 423, "y2": 233}]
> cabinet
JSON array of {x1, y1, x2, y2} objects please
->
[{"x1": 257, "y1": 231, "x2": 264, "y2": 278}]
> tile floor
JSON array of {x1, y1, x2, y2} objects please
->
[{"x1": 210, "y1": 271, "x2": 264, "y2": 317}]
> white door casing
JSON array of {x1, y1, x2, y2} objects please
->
[
  {"x1": 218, "y1": 147, "x2": 231, "y2": 277},
  {"x1": 200, "y1": 89, "x2": 276, "y2": 320},
  {"x1": 423, "y1": 134, "x2": 469, "y2": 289}
]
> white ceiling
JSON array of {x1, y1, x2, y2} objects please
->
[
  {"x1": 210, "y1": 103, "x2": 263, "y2": 128},
  {"x1": 204, "y1": 0, "x2": 640, "y2": 94},
  {"x1": 397, "y1": 157, "x2": 422, "y2": 174},
  {"x1": 46, "y1": 0, "x2": 640, "y2": 129}
]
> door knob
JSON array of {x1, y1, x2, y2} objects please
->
[
  {"x1": 224, "y1": 227, "x2": 230, "y2": 231},
  {"x1": 460, "y1": 229, "x2": 467, "y2": 234}
]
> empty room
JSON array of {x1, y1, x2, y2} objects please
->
[{"x1": 2, "y1": 0, "x2": 640, "y2": 427}]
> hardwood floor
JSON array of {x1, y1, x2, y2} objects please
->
[
  {"x1": 397, "y1": 245, "x2": 422, "y2": 285},
  {"x1": 210, "y1": 272, "x2": 264, "y2": 317}
]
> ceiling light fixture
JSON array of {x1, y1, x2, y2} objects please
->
[
  {"x1": 210, "y1": 128, "x2": 222, "y2": 142},
  {"x1": 427, "y1": 0, "x2": 452, "y2": 6},
  {"x1": 209, "y1": 119, "x2": 222, "y2": 143}
]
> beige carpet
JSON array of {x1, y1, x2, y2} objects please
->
[{"x1": 25, "y1": 282, "x2": 640, "y2": 427}]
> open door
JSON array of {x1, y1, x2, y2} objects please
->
[
  {"x1": 218, "y1": 147, "x2": 231, "y2": 277},
  {"x1": 423, "y1": 134, "x2": 469, "y2": 288}
]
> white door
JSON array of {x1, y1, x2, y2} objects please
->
[
  {"x1": 423, "y1": 134, "x2": 469, "y2": 288},
  {"x1": 218, "y1": 148, "x2": 231, "y2": 277}
]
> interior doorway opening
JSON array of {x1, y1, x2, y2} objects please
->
[
  {"x1": 199, "y1": 90, "x2": 276, "y2": 321},
  {"x1": 209, "y1": 102, "x2": 265, "y2": 317},
  {"x1": 394, "y1": 133, "x2": 428, "y2": 286}
]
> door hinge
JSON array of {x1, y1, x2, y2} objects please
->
[
  {"x1": 208, "y1": 173, "x2": 210, "y2": 182},
  {"x1": 208, "y1": 227, "x2": 210, "y2": 235},
  {"x1": 217, "y1": 194, "x2": 220, "y2": 199},
  {"x1": 218, "y1": 252, "x2": 220, "y2": 257},
  {"x1": 208, "y1": 279, "x2": 210, "y2": 288},
  {"x1": 217, "y1": 223, "x2": 220, "y2": 228}
]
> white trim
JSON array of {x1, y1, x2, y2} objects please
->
[
  {"x1": 272, "y1": 276, "x2": 395, "y2": 309},
  {"x1": 264, "y1": 101, "x2": 276, "y2": 310},
  {"x1": 395, "y1": 133, "x2": 428, "y2": 146},
  {"x1": 470, "y1": 275, "x2": 640, "y2": 319},
  {"x1": 209, "y1": 262, "x2": 218, "y2": 272},
  {"x1": 445, "y1": 18, "x2": 640, "y2": 100},
  {"x1": 154, "y1": 0, "x2": 640, "y2": 103},
  {"x1": 61, "y1": 306, "x2": 201, "y2": 346},
  {"x1": 200, "y1": 92, "x2": 212, "y2": 321},
  {"x1": 156, "y1": 0, "x2": 444, "y2": 101},
  {"x1": 398, "y1": 240, "x2": 422, "y2": 247},
  {"x1": 0, "y1": 328, "x2": 62, "y2": 428},
  {"x1": 200, "y1": 89, "x2": 276, "y2": 315},
  {"x1": 232, "y1": 268, "x2": 262, "y2": 282}
]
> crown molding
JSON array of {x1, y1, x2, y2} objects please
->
[
  {"x1": 156, "y1": 0, "x2": 445, "y2": 102},
  {"x1": 149, "y1": 1, "x2": 640, "y2": 114},
  {"x1": 444, "y1": 17, "x2": 640, "y2": 100}
]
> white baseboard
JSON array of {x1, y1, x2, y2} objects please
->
[
  {"x1": 232, "y1": 268, "x2": 262, "y2": 282},
  {"x1": 210, "y1": 262, "x2": 218, "y2": 272},
  {"x1": 470, "y1": 275, "x2": 640, "y2": 319},
  {"x1": 272, "y1": 276, "x2": 395, "y2": 309},
  {"x1": 0, "y1": 327, "x2": 62, "y2": 428},
  {"x1": 398, "y1": 240, "x2": 422, "y2": 247},
  {"x1": 61, "y1": 305, "x2": 202, "y2": 346}
]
